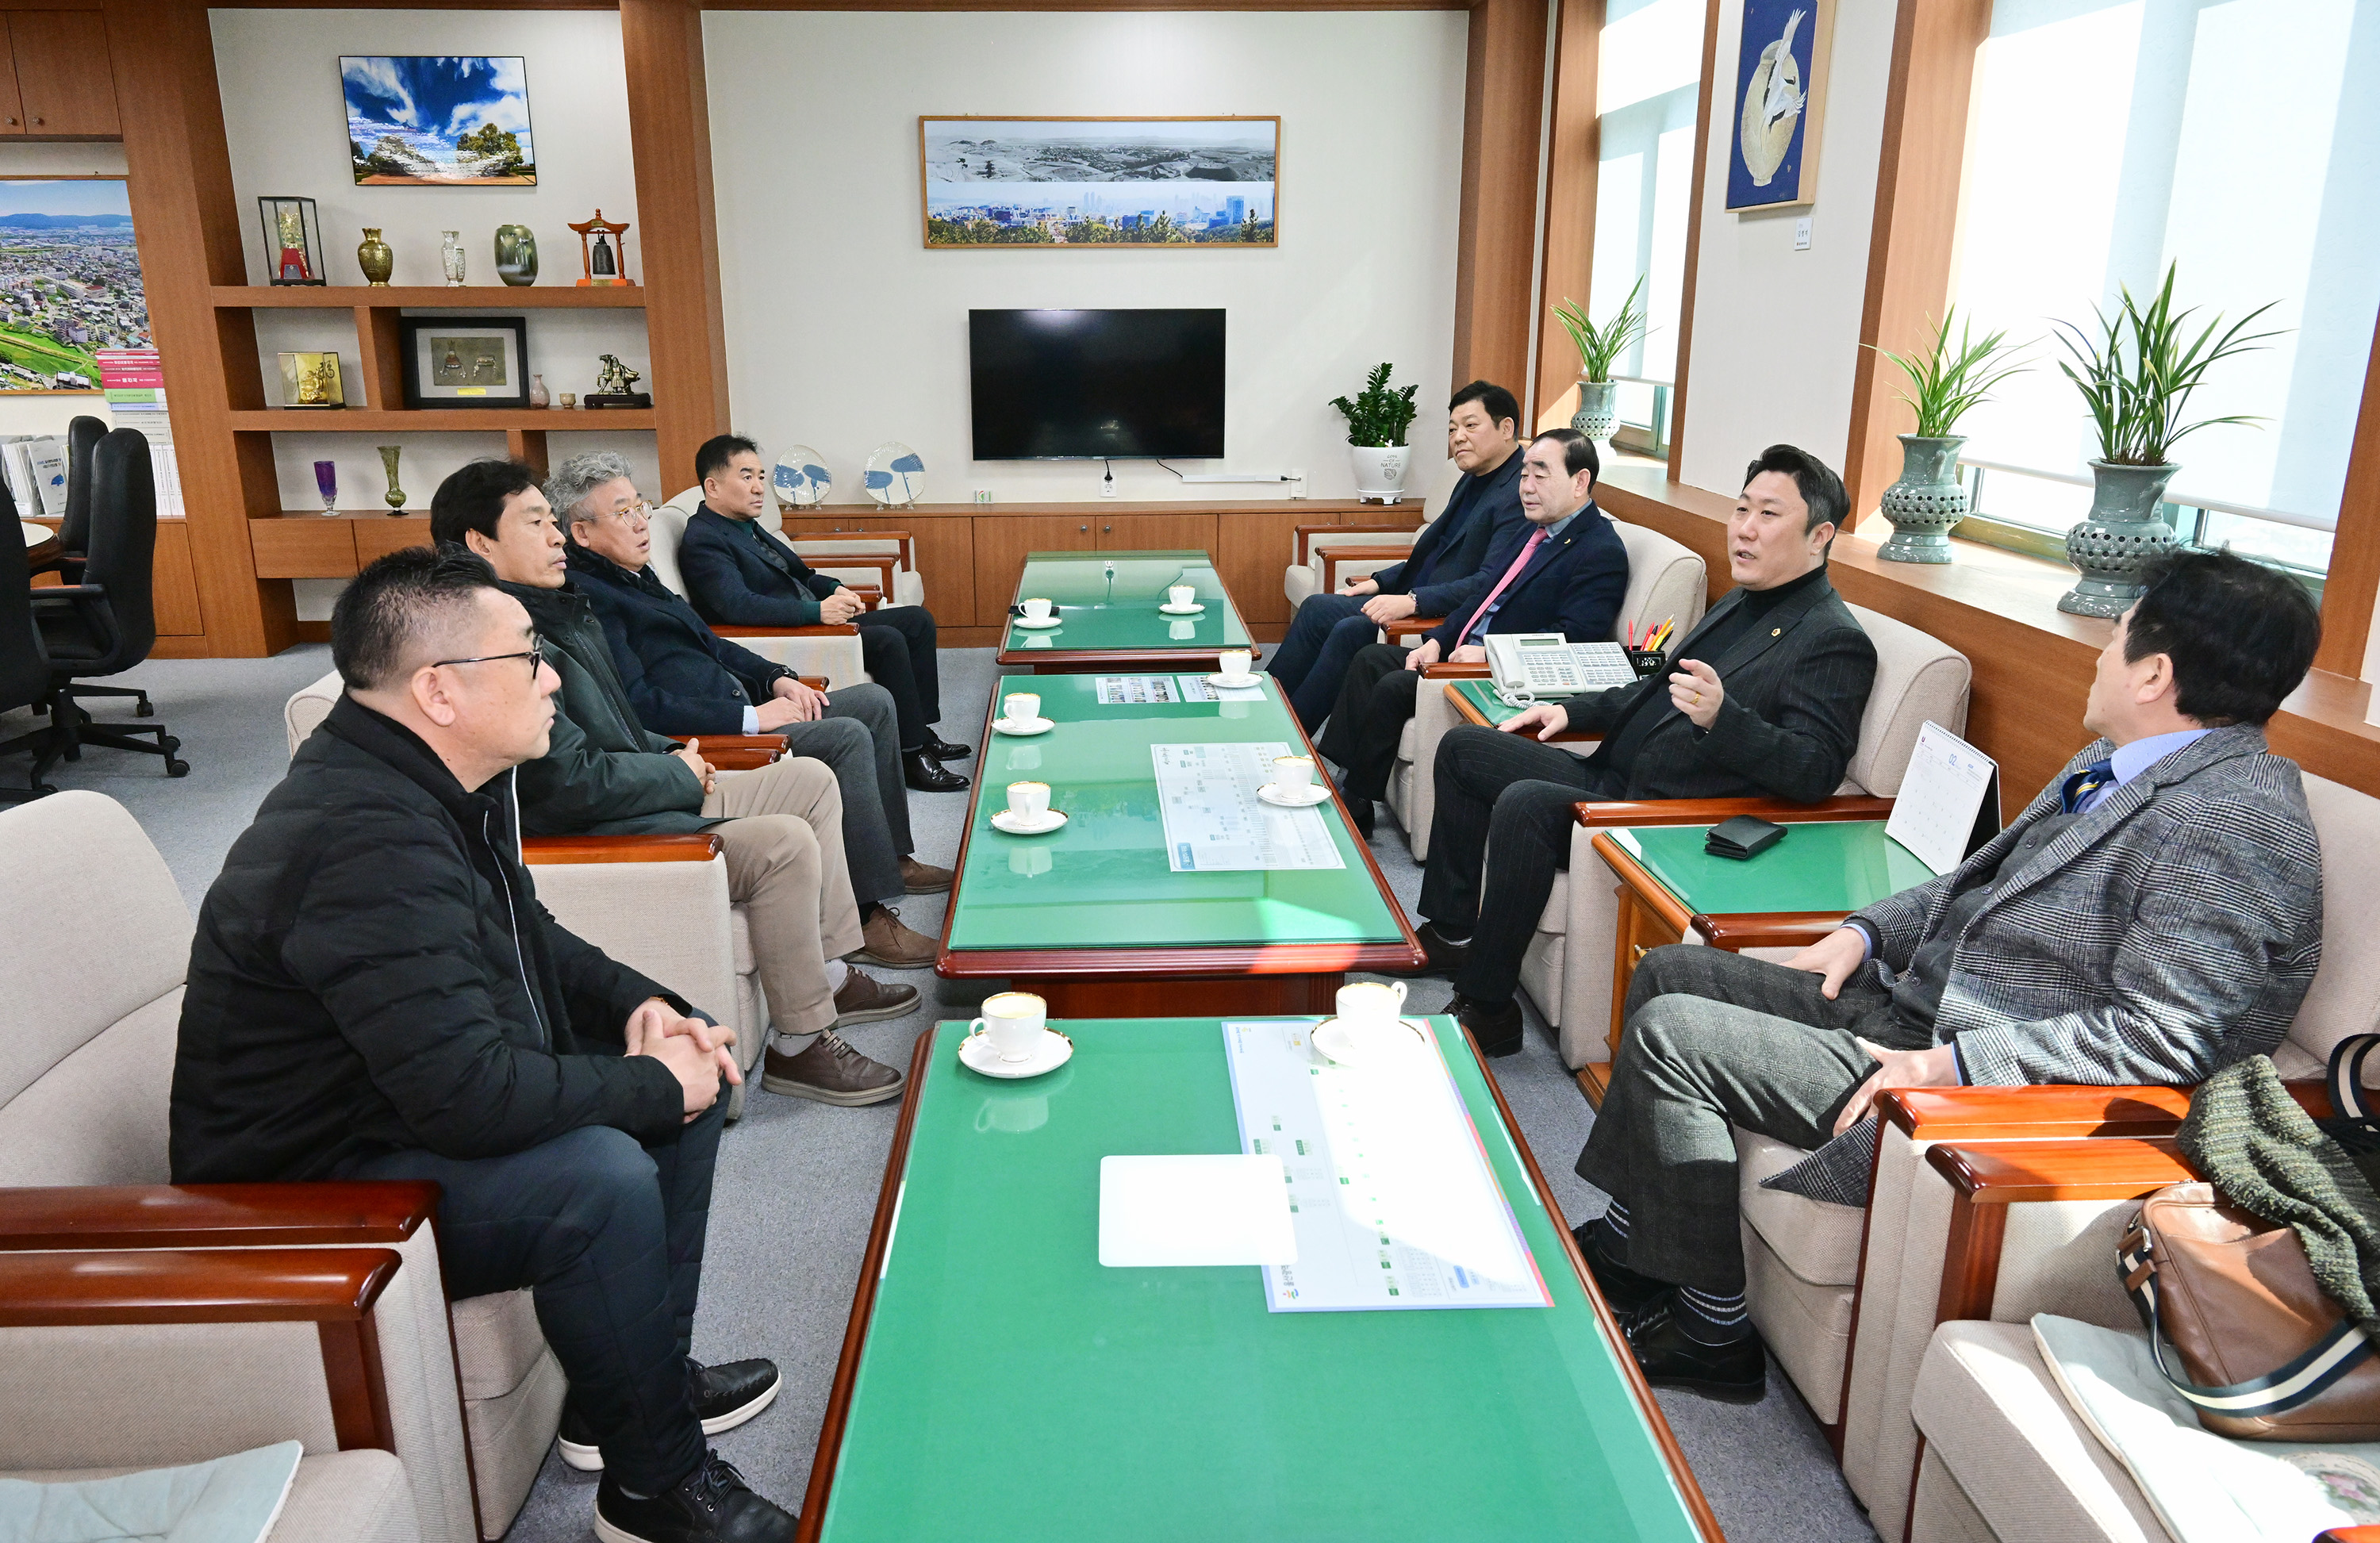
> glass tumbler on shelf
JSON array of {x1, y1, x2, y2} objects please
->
[{"x1": 313, "y1": 459, "x2": 338, "y2": 516}]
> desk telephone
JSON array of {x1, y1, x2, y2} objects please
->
[{"x1": 1485, "y1": 634, "x2": 1638, "y2": 708}]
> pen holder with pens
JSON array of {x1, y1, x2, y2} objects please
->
[{"x1": 1626, "y1": 647, "x2": 1669, "y2": 679}]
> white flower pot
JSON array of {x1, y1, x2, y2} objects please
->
[{"x1": 1349, "y1": 444, "x2": 1411, "y2": 502}]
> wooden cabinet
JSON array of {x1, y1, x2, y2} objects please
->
[
  {"x1": 152, "y1": 521, "x2": 202, "y2": 636},
  {"x1": 1096, "y1": 512, "x2": 1217, "y2": 552},
  {"x1": 1, "y1": 13, "x2": 120, "y2": 138},
  {"x1": 781, "y1": 512, "x2": 977, "y2": 625},
  {"x1": 351, "y1": 516, "x2": 433, "y2": 566},
  {"x1": 972, "y1": 515, "x2": 1100, "y2": 625}
]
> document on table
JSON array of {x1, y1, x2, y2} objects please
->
[
  {"x1": 1885, "y1": 720, "x2": 2002, "y2": 875},
  {"x1": 1096, "y1": 674, "x2": 1182, "y2": 705},
  {"x1": 1174, "y1": 673, "x2": 1265, "y2": 703},
  {"x1": 1151, "y1": 743, "x2": 1345, "y2": 872},
  {"x1": 1222, "y1": 1019, "x2": 1550, "y2": 1312}
]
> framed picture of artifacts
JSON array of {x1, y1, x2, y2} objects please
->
[
  {"x1": 920, "y1": 117, "x2": 1278, "y2": 248},
  {"x1": 1726, "y1": 1, "x2": 1833, "y2": 211},
  {"x1": 399, "y1": 315, "x2": 528, "y2": 409}
]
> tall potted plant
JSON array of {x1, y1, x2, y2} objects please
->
[
  {"x1": 1865, "y1": 310, "x2": 2027, "y2": 563},
  {"x1": 1329, "y1": 363, "x2": 1421, "y2": 502},
  {"x1": 2052, "y1": 263, "x2": 2279, "y2": 616},
  {"x1": 1552, "y1": 275, "x2": 1649, "y2": 441}
]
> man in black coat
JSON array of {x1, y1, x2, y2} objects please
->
[
  {"x1": 677, "y1": 433, "x2": 968, "y2": 792},
  {"x1": 1267, "y1": 380, "x2": 1526, "y2": 730},
  {"x1": 171, "y1": 547, "x2": 797, "y2": 1543},
  {"x1": 1411, "y1": 444, "x2": 1879, "y2": 1055}
]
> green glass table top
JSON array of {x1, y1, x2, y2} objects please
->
[
  {"x1": 1449, "y1": 677, "x2": 1526, "y2": 726},
  {"x1": 1003, "y1": 550, "x2": 1254, "y2": 654},
  {"x1": 948, "y1": 673, "x2": 1403, "y2": 950},
  {"x1": 817, "y1": 1018, "x2": 1709, "y2": 1543},
  {"x1": 1610, "y1": 819, "x2": 1934, "y2": 916}
]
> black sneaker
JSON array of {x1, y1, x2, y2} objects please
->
[
  {"x1": 1618, "y1": 1296, "x2": 1768, "y2": 1399},
  {"x1": 594, "y1": 1450, "x2": 794, "y2": 1543},
  {"x1": 560, "y1": 1360, "x2": 784, "y2": 1472},
  {"x1": 1568, "y1": 1221, "x2": 1671, "y2": 1315},
  {"x1": 1448, "y1": 992, "x2": 1524, "y2": 1057}
]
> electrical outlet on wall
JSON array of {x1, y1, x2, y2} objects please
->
[{"x1": 1794, "y1": 217, "x2": 1812, "y2": 251}]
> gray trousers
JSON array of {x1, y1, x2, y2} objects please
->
[
  {"x1": 1573, "y1": 945, "x2": 1926, "y2": 1295},
  {"x1": 773, "y1": 683, "x2": 909, "y2": 907}
]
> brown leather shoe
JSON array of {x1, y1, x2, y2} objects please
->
[
  {"x1": 831, "y1": 968, "x2": 917, "y2": 1027},
  {"x1": 851, "y1": 905, "x2": 937, "y2": 968},
  {"x1": 899, "y1": 856, "x2": 954, "y2": 894},
  {"x1": 762, "y1": 1031, "x2": 906, "y2": 1106}
]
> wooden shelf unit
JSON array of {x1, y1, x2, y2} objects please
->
[
  {"x1": 226, "y1": 408, "x2": 657, "y2": 432},
  {"x1": 212, "y1": 286, "x2": 647, "y2": 309}
]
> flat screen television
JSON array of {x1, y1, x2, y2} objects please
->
[{"x1": 969, "y1": 308, "x2": 1225, "y2": 460}]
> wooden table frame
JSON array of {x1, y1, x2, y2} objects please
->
[
  {"x1": 992, "y1": 551, "x2": 1265, "y2": 674},
  {"x1": 794, "y1": 1022, "x2": 1726, "y2": 1543},
  {"x1": 935, "y1": 685, "x2": 1425, "y2": 1015}
]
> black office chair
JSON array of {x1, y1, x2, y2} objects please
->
[
  {"x1": 0, "y1": 488, "x2": 60, "y2": 799},
  {"x1": 30, "y1": 427, "x2": 185, "y2": 781},
  {"x1": 27, "y1": 414, "x2": 104, "y2": 582}
]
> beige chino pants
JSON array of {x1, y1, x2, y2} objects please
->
[{"x1": 701, "y1": 756, "x2": 865, "y2": 1036}]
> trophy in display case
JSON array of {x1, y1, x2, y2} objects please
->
[{"x1": 258, "y1": 195, "x2": 326, "y2": 285}]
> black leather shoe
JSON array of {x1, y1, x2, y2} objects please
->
[
  {"x1": 560, "y1": 1360, "x2": 784, "y2": 1470},
  {"x1": 922, "y1": 734, "x2": 973, "y2": 761},
  {"x1": 594, "y1": 1451, "x2": 795, "y2": 1543},
  {"x1": 903, "y1": 750, "x2": 969, "y2": 793},
  {"x1": 1568, "y1": 1223, "x2": 1671, "y2": 1315},
  {"x1": 1618, "y1": 1297, "x2": 1768, "y2": 1399},
  {"x1": 1449, "y1": 992, "x2": 1523, "y2": 1057},
  {"x1": 1344, "y1": 796, "x2": 1376, "y2": 839}
]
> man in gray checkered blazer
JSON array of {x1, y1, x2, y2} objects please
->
[{"x1": 1573, "y1": 549, "x2": 2324, "y2": 1395}]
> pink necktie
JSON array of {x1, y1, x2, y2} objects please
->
[{"x1": 1458, "y1": 528, "x2": 1546, "y2": 647}]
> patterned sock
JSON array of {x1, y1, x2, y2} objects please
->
[
  {"x1": 1591, "y1": 1199, "x2": 1630, "y2": 1255},
  {"x1": 1672, "y1": 1285, "x2": 1752, "y2": 1345}
]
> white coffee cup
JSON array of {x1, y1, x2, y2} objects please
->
[
  {"x1": 1219, "y1": 648, "x2": 1253, "y2": 680},
  {"x1": 1021, "y1": 597, "x2": 1054, "y2": 623},
  {"x1": 971, "y1": 990, "x2": 1046, "y2": 1062},
  {"x1": 1007, "y1": 781, "x2": 1050, "y2": 819},
  {"x1": 1168, "y1": 583, "x2": 1197, "y2": 608},
  {"x1": 1272, "y1": 755, "x2": 1315, "y2": 790},
  {"x1": 1336, "y1": 980, "x2": 1407, "y2": 1023},
  {"x1": 1003, "y1": 691, "x2": 1042, "y2": 724}
]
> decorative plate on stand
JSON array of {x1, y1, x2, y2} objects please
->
[
  {"x1": 864, "y1": 441, "x2": 926, "y2": 507},
  {"x1": 772, "y1": 447, "x2": 832, "y2": 508}
]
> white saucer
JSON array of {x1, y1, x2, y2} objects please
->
[
  {"x1": 959, "y1": 1026, "x2": 1074, "y2": 1080},
  {"x1": 1313, "y1": 1016, "x2": 1426, "y2": 1067},
  {"x1": 1012, "y1": 616, "x2": 1064, "y2": 630},
  {"x1": 991, "y1": 808, "x2": 1068, "y2": 835},
  {"x1": 992, "y1": 716, "x2": 1054, "y2": 736},
  {"x1": 1158, "y1": 602, "x2": 1205, "y2": 615},
  {"x1": 1206, "y1": 672, "x2": 1263, "y2": 689},
  {"x1": 1257, "y1": 782, "x2": 1332, "y2": 808}
]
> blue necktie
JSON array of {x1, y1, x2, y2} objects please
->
[{"x1": 2060, "y1": 762, "x2": 2115, "y2": 814}]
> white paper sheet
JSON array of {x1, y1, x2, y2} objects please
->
[
  {"x1": 1174, "y1": 673, "x2": 1265, "y2": 703},
  {"x1": 1096, "y1": 674, "x2": 1182, "y2": 705},
  {"x1": 1098, "y1": 1154, "x2": 1298, "y2": 1267},
  {"x1": 1885, "y1": 720, "x2": 2001, "y2": 875},
  {"x1": 1222, "y1": 1019, "x2": 1551, "y2": 1312},
  {"x1": 1151, "y1": 743, "x2": 1345, "y2": 872}
]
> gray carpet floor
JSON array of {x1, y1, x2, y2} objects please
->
[{"x1": 1, "y1": 646, "x2": 1875, "y2": 1542}]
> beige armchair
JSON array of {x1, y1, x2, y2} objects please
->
[
  {"x1": 1381, "y1": 518, "x2": 1709, "y2": 860},
  {"x1": 1283, "y1": 520, "x2": 1426, "y2": 612},
  {"x1": 653, "y1": 488, "x2": 866, "y2": 686},
  {"x1": 783, "y1": 528, "x2": 926, "y2": 610}
]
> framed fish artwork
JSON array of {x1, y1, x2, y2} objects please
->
[{"x1": 1726, "y1": 0, "x2": 1833, "y2": 211}]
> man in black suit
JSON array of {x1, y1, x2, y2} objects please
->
[
  {"x1": 1411, "y1": 444, "x2": 1879, "y2": 1054},
  {"x1": 1268, "y1": 380, "x2": 1526, "y2": 730},
  {"x1": 678, "y1": 434, "x2": 968, "y2": 792},
  {"x1": 1316, "y1": 428, "x2": 1630, "y2": 839}
]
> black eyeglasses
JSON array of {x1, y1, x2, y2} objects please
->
[{"x1": 431, "y1": 642, "x2": 545, "y2": 679}]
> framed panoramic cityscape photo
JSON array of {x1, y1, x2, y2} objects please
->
[
  {"x1": 343, "y1": 56, "x2": 536, "y2": 186},
  {"x1": 0, "y1": 178, "x2": 148, "y2": 393},
  {"x1": 920, "y1": 117, "x2": 1278, "y2": 248}
]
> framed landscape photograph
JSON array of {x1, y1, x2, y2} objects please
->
[
  {"x1": 921, "y1": 117, "x2": 1277, "y2": 248},
  {"x1": 344, "y1": 56, "x2": 536, "y2": 186},
  {"x1": 0, "y1": 178, "x2": 147, "y2": 393},
  {"x1": 1726, "y1": 0, "x2": 1831, "y2": 211},
  {"x1": 399, "y1": 315, "x2": 528, "y2": 409}
]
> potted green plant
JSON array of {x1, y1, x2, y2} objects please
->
[
  {"x1": 1551, "y1": 275, "x2": 1649, "y2": 440},
  {"x1": 1864, "y1": 310, "x2": 2027, "y2": 563},
  {"x1": 1329, "y1": 363, "x2": 1421, "y2": 502},
  {"x1": 2052, "y1": 263, "x2": 2280, "y2": 616}
]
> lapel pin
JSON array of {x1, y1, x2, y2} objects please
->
[{"x1": 1771, "y1": 628, "x2": 1782, "y2": 636}]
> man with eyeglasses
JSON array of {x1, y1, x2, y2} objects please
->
[
  {"x1": 430, "y1": 457, "x2": 929, "y2": 1110},
  {"x1": 174, "y1": 547, "x2": 803, "y2": 1543}
]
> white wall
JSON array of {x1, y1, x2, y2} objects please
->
[
  {"x1": 701, "y1": 10, "x2": 1468, "y2": 505},
  {"x1": 1674, "y1": 0, "x2": 1894, "y2": 496},
  {"x1": 210, "y1": 9, "x2": 657, "y2": 524}
]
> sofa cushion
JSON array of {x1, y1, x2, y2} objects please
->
[
  {"x1": 1841, "y1": 606, "x2": 1972, "y2": 796},
  {"x1": 1735, "y1": 1128, "x2": 1865, "y2": 1286},
  {"x1": 0, "y1": 988, "x2": 179, "y2": 1186},
  {"x1": 1538, "y1": 870, "x2": 1568, "y2": 931},
  {"x1": 450, "y1": 1290, "x2": 547, "y2": 1403},
  {"x1": 2283, "y1": 773, "x2": 2380, "y2": 1068}
]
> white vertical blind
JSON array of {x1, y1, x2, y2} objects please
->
[{"x1": 1577, "y1": 0, "x2": 1706, "y2": 387}]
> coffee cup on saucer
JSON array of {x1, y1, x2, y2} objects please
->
[
  {"x1": 1336, "y1": 980, "x2": 1407, "y2": 1024},
  {"x1": 970, "y1": 990, "x2": 1046, "y2": 1062},
  {"x1": 1216, "y1": 648, "x2": 1254, "y2": 682},
  {"x1": 1020, "y1": 597, "x2": 1054, "y2": 624},
  {"x1": 1167, "y1": 583, "x2": 1198, "y2": 608},
  {"x1": 1007, "y1": 781, "x2": 1050, "y2": 819},
  {"x1": 1003, "y1": 691, "x2": 1042, "y2": 726},
  {"x1": 1272, "y1": 755, "x2": 1315, "y2": 791}
]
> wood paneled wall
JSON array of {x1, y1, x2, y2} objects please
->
[{"x1": 1452, "y1": 0, "x2": 1550, "y2": 404}]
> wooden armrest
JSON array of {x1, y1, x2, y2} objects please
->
[
  {"x1": 1691, "y1": 912, "x2": 1857, "y2": 949},
  {"x1": 1382, "y1": 616, "x2": 1441, "y2": 641},
  {"x1": 1926, "y1": 1135, "x2": 2195, "y2": 1326},
  {"x1": 1320, "y1": 546, "x2": 1422, "y2": 592},
  {"x1": 789, "y1": 529, "x2": 915, "y2": 568},
  {"x1": 1420, "y1": 662, "x2": 1492, "y2": 678},
  {"x1": 669, "y1": 734, "x2": 781, "y2": 751},
  {"x1": 1295, "y1": 521, "x2": 1418, "y2": 564},
  {"x1": 707, "y1": 749, "x2": 781, "y2": 770},
  {"x1": 0, "y1": 1181, "x2": 438, "y2": 1251},
  {"x1": 0, "y1": 1246, "x2": 403, "y2": 1329},
  {"x1": 712, "y1": 624, "x2": 859, "y2": 638},
  {"x1": 522, "y1": 833, "x2": 723, "y2": 865},
  {"x1": 1575, "y1": 794, "x2": 1897, "y2": 828},
  {"x1": 848, "y1": 583, "x2": 885, "y2": 611},
  {"x1": 794, "y1": 553, "x2": 900, "y2": 592},
  {"x1": 1878, "y1": 1078, "x2": 2328, "y2": 1139}
]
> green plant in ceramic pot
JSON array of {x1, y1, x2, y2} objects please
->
[
  {"x1": 1551, "y1": 274, "x2": 1649, "y2": 441},
  {"x1": 1329, "y1": 363, "x2": 1421, "y2": 502},
  {"x1": 1865, "y1": 309, "x2": 2027, "y2": 563},
  {"x1": 2052, "y1": 263, "x2": 2281, "y2": 616}
]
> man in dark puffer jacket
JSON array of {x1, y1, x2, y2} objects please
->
[{"x1": 170, "y1": 547, "x2": 798, "y2": 1543}]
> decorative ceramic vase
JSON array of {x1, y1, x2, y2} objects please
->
[
  {"x1": 529, "y1": 373, "x2": 550, "y2": 409},
  {"x1": 355, "y1": 228, "x2": 393, "y2": 286},
  {"x1": 1877, "y1": 435, "x2": 1968, "y2": 564},
  {"x1": 378, "y1": 446, "x2": 405, "y2": 512},
  {"x1": 2059, "y1": 461, "x2": 2180, "y2": 616},
  {"x1": 495, "y1": 225, "x2": 538, "y2": 286},
  {"x1": 1571, "y1": 378, "x2": 1620, "y2": 440},
  {"x1": 440, "y1": 230, "x2": 464, "y2": 286},
  {"x1": 1349, "y1": 445, "x2": 1411, "y2": 502}
]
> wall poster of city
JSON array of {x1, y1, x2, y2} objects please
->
[
  {"x1": 0, "y1": 178, "x2": 147, "y2": 392},
  {"x1": 920, "y1": 117, "x2": 1277, "y2": 248}
]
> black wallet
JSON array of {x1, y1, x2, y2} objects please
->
[{"x1": 1705, "y1": 814, "x2": 1785, "y2": 861}]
